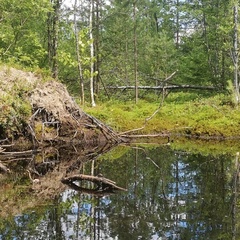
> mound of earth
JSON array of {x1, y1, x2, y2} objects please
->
[
  {"x1": 29, "y1": 80, "x2": 122, "y2": 145},
  {"x1": 0, "y1": 66, "x2": 39, "y2": 95},
  {"x1": 0, "y1": 66, "x2": 123, "y2": 147}
]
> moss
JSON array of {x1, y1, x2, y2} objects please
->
[{"x1": 85, "y1": 93, "x2": 240, "y2": 138}]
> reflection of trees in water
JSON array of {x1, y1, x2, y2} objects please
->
[
  {"x1": 1, "y1": 145, "x2": 240, "y2": 239},
  {"x1": 231, "y1": 152, "x2": 240, "y2": 240},
  {"x1": 94, "y1": 146, "x2": 240, "y2": 239}
]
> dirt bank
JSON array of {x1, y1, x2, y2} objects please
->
[{"x1": 0, "y1": 66, "x2": 124, "y2": 149}]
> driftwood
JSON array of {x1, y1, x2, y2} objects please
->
[{"x1": 61, "y1": 174, "x2": 127, "y2": 194}]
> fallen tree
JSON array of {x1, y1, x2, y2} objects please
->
[
  {"x1": 105, "y1": 84, "x2": 216, "y2": 91},
  {"x1": 105, "y1": 71, "x2": 215, "y2": 92}
]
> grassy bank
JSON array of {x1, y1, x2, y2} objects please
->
[
  {"x1": 85, "y1": 92, "x2": 240, "y2": 138},
  {"x1": 0, "y1": 64, "x2": 239, "y2": 141}
]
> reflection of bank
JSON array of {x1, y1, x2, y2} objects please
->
[{"x1": 61, "y1": 189, "x2": 112, "y2": 239}]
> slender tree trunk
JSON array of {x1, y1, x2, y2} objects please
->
[
  {"x1": 52, "y1": 0, "x2": 60, "y2": 79},
  {"x1": 125, "y1": 27, "x2": 129, "y2": 85},
  {"x1": 133, "y1": 0, "x2": 138, "y2": 104},
  {"x1": 94, "y1": 0, "x2": 100, "y2": 95},
  {"x1": 47, "y1": 11, "x2": 53, "y2": 68},
  {"x1": 233, "y1": 4, "x2": 239, "y2": 104},
  {"x1": 176, "y1": 0, "x2": 179, "y2": 48},
  {"x1": 74, "y1": 0, "x2": 85, "y2": 105},
  {"x1": 90, "y1": 0, "x2": 96, "y2": 107}
]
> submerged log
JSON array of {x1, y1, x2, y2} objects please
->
[{"x1": 61, "y1": 174, "x2": 127, "y2": 193}]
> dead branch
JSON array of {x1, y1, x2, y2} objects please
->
[
  {"x1": 120, "y1": 133, "x2": 170, "y2": 138},
  {"x1": 118, "y1": 88, "x2": 168, "y2": 137},
  {"x1": 0, "y1": 147, "x2": 5, "y2": 153},
  {"x1": 0, "y1": 150, "x2": 39, "y2": 162},
  {"x1": 148, "y1": 71, "x2": 177, "y2": 83},
  {"x1": 0, "y1": 161, "x2": 10, "y2": 173},
  {"x1": 0, "y1": 149, "x2": 38, "y2": 156},
  {"x1": 85, "y1": 112, "x2": 125, "y2": 143},
  {"x1": 61, "y1": 174, "x2": 127, "y2": 192}
]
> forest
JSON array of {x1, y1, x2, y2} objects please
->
[
  {"x1": 0, "y1": 0, "x2": 239, "y2": 100},
  {"x1": 0, "y1": 0, "x2": 240, "y2": 138},
  {"x1": 1, "y1": 2, "x2": 240, "y2": 238}
]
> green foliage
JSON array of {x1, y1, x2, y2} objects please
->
[
  {"x1": 0, "y1": 0, "x2": 237, "y2": 101},
  {"x1": 224, "y1": 79, "x2": 238, "y2": 106},
  {"x1": 0, "y1": 0, "x2": 51, "y2": 67},
  {"x1": 0, "y1": 93, "x2": 31, "y2": 138}
]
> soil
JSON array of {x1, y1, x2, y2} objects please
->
[
  {"x1": 29, "y1": 80, "x2": 123, "y2": 146},
  {"x1": 0, "y1": 66, "x2": 124, "y2": 148}
]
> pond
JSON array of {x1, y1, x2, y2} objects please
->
[{"x1": 0, "y1": 142, "x2": 240, "y2": 240}]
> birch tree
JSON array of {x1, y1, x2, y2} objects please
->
[
  {"x1": 89, "y1": 0, "x2": 96, "y2": 107},
  {"x1": 74, "y1": 0, "x2": 85, "y2": 105}
]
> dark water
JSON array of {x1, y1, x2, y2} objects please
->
[{"x1": 0, "y1": 144, "x2": 240, "y2": 240}]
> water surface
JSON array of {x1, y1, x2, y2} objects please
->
[{"x1": 0, "y1": 144, "x2": 239, "y2": 239}]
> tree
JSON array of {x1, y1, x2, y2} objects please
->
[
  {"x1": 233, "y1": 2, "x2": 239, "y2": 104},
  {"x1": 48, "y1": 0, "x2": 61, "y2": 79},
  {"x1": 93, "y1": 0, "x2": 101, "y2": 96},
  {"x1": 0, "y1": 0, "x2": 51, "y2": 67},
  {"x1": 1, "y1": 0, "x2": 239, "y2": 103},
  {"x1": 133, "y1": 0, "x2": 138, "y2": 103},
  {"x1": 74, "y1": 0, "x2": 85, "y2": 105},
  {"x1": 89, "y1": 0, "x2": 96, "y2": 107}
]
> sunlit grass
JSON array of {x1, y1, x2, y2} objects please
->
[{"x1": 85, "y1": 92, "x2": 240, "y2": 137}]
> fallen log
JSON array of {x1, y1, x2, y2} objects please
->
[
  {"x1": 61, "y1": 174, "x2": 127, "y2": 193},
  {"x1": 106, "y1": 84, "x2": 216, "y2": 90}
]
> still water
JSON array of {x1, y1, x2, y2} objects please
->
[{"x1": 0, "y1": 143, "x2": 239, "y2": 240}]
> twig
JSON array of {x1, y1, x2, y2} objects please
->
[
  {"x1": 118, "y1": 85, "x2": 168, "y2": 136},
  {"x1": 0, "y1": 149, "x2": 39, "y2": 156},
  {"x1": 0, "y1": 147, "x2": 5, "y2": 153},
  {"x1": 0, "y1": 161, "x2": 10, "y2": 173}
]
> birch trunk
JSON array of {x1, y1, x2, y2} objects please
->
[
  {"x1": 74, "y1": 0, "x2": 85, "y2": 105},
  {"x1": 90, "y1": 0, "x2": 96, "y2": 107}
]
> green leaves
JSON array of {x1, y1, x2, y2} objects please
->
[{"x1": 0, "y1": 0, "x2": 51, "y2": 66}]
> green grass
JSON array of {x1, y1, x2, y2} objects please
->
[{"x1": 84, "y1": 92, "x2": 240, "y2": 138}]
